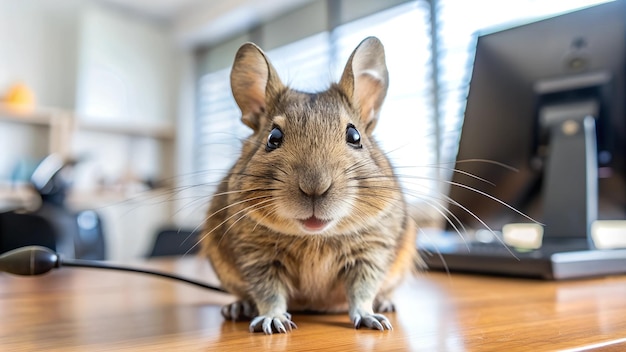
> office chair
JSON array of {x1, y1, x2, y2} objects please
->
[
  {"x1": 147, "y1": 228, "x2": 200, "y2": 257},
  {"x1": 0, "y1": 211, "x2": 57, "y2": 254},
  {"x1": 1, "y1": 154, "x2": 107, "y2": 260}
]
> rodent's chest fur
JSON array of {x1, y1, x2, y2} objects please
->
[{"x1": 207, "y1": 188, "x2": 404, "y2": 310}]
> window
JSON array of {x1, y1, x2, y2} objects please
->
[
  {"x1": 266, "y1": 32, "x2": 332, "y2": 92},
  {"x1": 194, "y1": 0, "x2": 613, "y2": 207},
  {"x1": 196, "y1": 67, "x2": 244, "y2": 187}
]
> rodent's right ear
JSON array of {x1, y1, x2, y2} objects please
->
[
  {"x1": 338, "y1": 37, "x2": 389, "y2": 135},
  {"x1": 230, "y1": 43, "x2": 284, "y2": 132}
]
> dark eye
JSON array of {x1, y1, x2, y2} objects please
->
[
  {"x1": 346, "y1": 124, "x2": 362, "y2": 149},
  {"x1": 266, "y1": 127, "x2": 283, "y2": 152}
]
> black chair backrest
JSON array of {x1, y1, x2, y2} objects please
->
[
  {"x1": 0, "y1": 211, "x2": 57, "y2": 254},
  {"x1": 148, "y1": 228, "x2": 200, "y2": 257}
]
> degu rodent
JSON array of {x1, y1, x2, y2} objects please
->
[{"x1": 200, "y1": 36, "x2": 418, "y2": 334}]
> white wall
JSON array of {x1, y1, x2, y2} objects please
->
[
  {"x1": 0, "y1": 0, "x2": 84, "y2": 181},
  {"x1": 0, "y1": 0, "x2": 83, "y2": 109},
  {"x1": 75, "y1": 2, "x2": 174, "y2": 125},
  {"x1": 72, "y1": 2, "x2": 175, "y2": 191}
]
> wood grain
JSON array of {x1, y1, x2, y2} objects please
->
[{"x1": 1, "y1": 257, "x2": 626, "y2": 351}]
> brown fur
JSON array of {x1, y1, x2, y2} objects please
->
[{"x1": 200, "y1": 37, "x2": 417, "y2": 334}]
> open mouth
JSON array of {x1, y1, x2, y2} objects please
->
[{"x1": 300, "y1": 216, "x2": 330, "y2": 232}]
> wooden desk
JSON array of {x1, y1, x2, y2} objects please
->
[{"x1": 1, "y1": 257, "x2": 626, "y2": 351}]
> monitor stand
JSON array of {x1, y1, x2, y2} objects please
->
[
  {"x1": 540, "y1": 101, "x2": 598, "y2": 250},
  {"x1": 418, "y1": 101, "x2": 626, "y2": 280}
]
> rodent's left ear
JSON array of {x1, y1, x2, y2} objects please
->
[
  {"x1": 230, "y1": 42, "x2": 284, "y2": 132},
  {"x1": 338, "y1": 37, "x2": 389, "y2": 134}
]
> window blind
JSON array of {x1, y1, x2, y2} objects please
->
[
  {"x1": 195, "y1": 67, "x2": 245, "y2": 187},
  {"x1": 265, "y1": 32, "x2": 332, "y2": 92}
]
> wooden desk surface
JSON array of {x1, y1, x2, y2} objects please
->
[{"x1": 1, "y1": 256, "x2": 626, "y2": 351}]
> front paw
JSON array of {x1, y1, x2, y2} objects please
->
[
  {"x1": 351, "y1": 310, "x2": 393, "y2": 331},
  {"x1": 373, "y1": 298, "x2": 396, "y2": 313},
  {"x1": 249, "y1": 312, "x2": 297, "y2": 334},
  {"x1": 221, "y1": 300, "x2": 258, "y2": 321}
]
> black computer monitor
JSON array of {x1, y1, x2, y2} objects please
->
[{"x1": 421, "y1": 0, "x2": 626, "y2": 279}]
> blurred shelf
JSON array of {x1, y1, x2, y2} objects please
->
[
  {"x1": 0, "y1": 104, "x2": 66, "y2": 125},
  {"x1": 0, "y1": 104, "x2": 74, "y2": 157},
  {"x1": 77, "y1": 120, "x2": 175, "y2": 140},
  {"x1": 0, "y1": 103, "x2": 176, "y2": 141},
  {"x1": 0, "y1": 183, "x2": 40, "y2": 213},
  {"x1": 1, "y1": 104, "x2": 175, "y2": 141}
]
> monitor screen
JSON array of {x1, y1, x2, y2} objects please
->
[{"x1": 447, "y1": 0, "x2": 626, "y2": 244}]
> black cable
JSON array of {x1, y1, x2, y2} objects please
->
[
  {"x1": 0, "y1": 246, "x2": 228, "y2": 293},
  {"x1": 61, "y1": 258, "x2": 229, "y2": 293}
]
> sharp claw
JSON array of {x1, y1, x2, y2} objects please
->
[
  {"x1": 249, "y1": 316, "x2": 263, "y2": 333},
  {"x1": 376, "y1": 314, "x2": 393, "y2": 330},
  {"x1": 353, "y1": 315, "x2": 362, "y2": 329},
  {"x1": 382, "y1": 320, "x2": 393, "y2": 330},
  {"x1": 273, "y1": 319, "x2": 286, "y2": 333},
  {"x1": 249, "y1": 314, "x2": 295, "y2": 334},
  {"x1": 262, "y1": 318, "x2": 273, "y2": 335},
  {"x1": 374, "y1": 314, "x2": 393, "y2": 330},
  {"x1": 351, "y1": 311, "x2": 393, "y2": 331},
  {"x1": 372, "y1": 319, "x2": 384, "y2": 331}
]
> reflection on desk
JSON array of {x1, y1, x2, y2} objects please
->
[{"x1": 1, "y1": 256, "x2": 626, "y2": 351}]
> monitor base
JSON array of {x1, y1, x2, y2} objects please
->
[{"x1": 418, "y1": 232, "x2": 626, "y2": 280}]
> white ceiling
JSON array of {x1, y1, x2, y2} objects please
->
[
  {"x1": 99, "y1": 0, "x2": 210, "y2": 21},
  {"x1": 99, "y1": 0, "x2": 315, "y2": 47}
]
